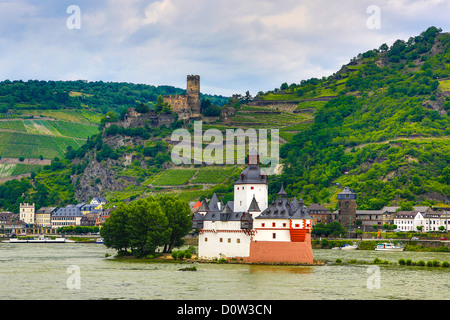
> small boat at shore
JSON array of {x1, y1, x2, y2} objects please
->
[
  {"x1": 95, "y1": 237, "x2": 104, "y2": 244},
  {"x1": 375, "y1": 241, "x2": 404, "y2": 252},
  {"x1": 9, "y1": 235, "x2": 75, "y2": 243},
  {"x1": 332, "y1": 242, "x2": 358, "y2": 250}
]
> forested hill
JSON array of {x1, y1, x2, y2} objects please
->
[
  {"x1": 0, "y1": 27, "x2": 449, "y2": 213},
  {"x1": 276, "y1": 26, "x2": 450, "y2": 209},
  {"x1": 0, "y1": 79, "x2": 229, "y2": 114}
]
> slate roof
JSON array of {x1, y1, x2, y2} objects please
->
[
  {"x1": 53, "y1": 205, "x2": 84, "y2": 217},
  {"x1": 235, "y1": 164, "x2": 268, "y2": 185},
  {"x1": 337, "y1": 187, "x2": 357, "y2": 200},
  {"x1": 36, "y1": 207, "x2": 58, "y2": 215},
  {"x1": 256, "y1": 186, "x2": 311, "y2": 220}
]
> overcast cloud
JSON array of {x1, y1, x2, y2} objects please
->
[{"x1": 0, "y1": 0, "x2": 449, "y2": 96}]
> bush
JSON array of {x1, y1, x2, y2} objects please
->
[
  {"x1": 177, "y1": 251, "x2": 185, "y2": 260},
  {"x1": 426, "y1": 261, "x2": 433, "y2": 267},
  {"x1": 442, "y1": 261, "x2": 449, "y2": 268},
  {"x1": 406, "y1": 259, "x2": 412, "y2": 266},
  {"x1": 335, "y1": 258, "x2": 342, "y2": 264},
  {"x1": 417, "y1": 260, "x2": 425, "y2": 266},
  {"x1": 398, "y1": 259, "x2": 406, "y2": 265}
]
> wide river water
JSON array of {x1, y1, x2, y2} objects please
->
[{"x1": 0, "y1": 242, "x2": 448, "y2": 300}]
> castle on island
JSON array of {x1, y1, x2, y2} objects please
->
[{"x1": 192, "y1": 153, "x2": 314, "y2": 264}]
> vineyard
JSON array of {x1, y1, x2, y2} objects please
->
[
  {"x1": 0, "y1": 163, "x2": 43, "y2": 177},
  {"x1": 150, "y1": 169, "x2": 197, "y2": 186},
  {"x1": 191, "y1": 166, "x2": 237, "y2": 184},
  {"x1": 149, "y1": 166, "x2": 239, "y2": 187},
  {"x1": 0, "y1": 131, "x2": 84, "y2": 159},
  {"x1": 0, "y1": 117, "x2": 98, "y2": 162}
]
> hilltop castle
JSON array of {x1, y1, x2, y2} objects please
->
[
  {"x1": 164, "y1": 75, "x2": 201, "y2": 119},
  {"x1": 192, "y1": 153, "x2": 314, "y2": 264}
]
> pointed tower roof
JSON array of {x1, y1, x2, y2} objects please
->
[
  {"x1": 277, "y1": 183, "x2": 287, "y2": 198},
  {"x1": 221, "y1": 204, "x2": 233, "y2": 214},
  {"x1": 248, "y1": 195, "x2": 261, "y2": 212},
  {"x1": 208, "y1": 193, "x2": 220, "y2": 212}
]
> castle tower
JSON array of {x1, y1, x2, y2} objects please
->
[
  {"x1": 186, "y1": 75, "x2": 200, "y2": 114},
  {"x1": 337, "y1": 187, "x2": 357, "y2": 228},
  {"x1": 233, "y1": 154, "x2": 268, "y2": 216}
]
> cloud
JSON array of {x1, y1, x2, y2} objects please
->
[{"x1": 0, "y1": 0, "x2": 449, "y2": 96}]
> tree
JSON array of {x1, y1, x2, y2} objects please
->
[
  {"x1": 135, "y1": 103, "x2": 150, "y2": 114},
  {"x1": 101, "y1": 204, "x2": 131, "y2": 255},
  {"x1": 154, "y1": 95, "x2": 172, "y2": 114},
  {"x1": 100, "y1": 195, "x2": 192, "y2": 257},
  {"x1": 127, "y1": 197, "x2": 171, "y2": 258}
]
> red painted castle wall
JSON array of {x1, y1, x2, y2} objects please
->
[{"x1": 242, "y1": 233, "x2": 313, "y2": 264}]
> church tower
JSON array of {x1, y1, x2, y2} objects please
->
[
  {"x1": 337, "y1": 187, "x2": 357, "y2": 228},
  {"x1": 233, "y1": 152, "x2": 268, "y2": 215}
]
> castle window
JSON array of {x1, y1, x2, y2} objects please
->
[
  {"x1": 283, "y1": 223, "x2": 286, "y2": 227},
  {"x1": 295, "y1": 224, "x2": 300, "y2": 228},
  {"x1": 220, "y1": 238, "x2": 223, "y2": 242},
  {"x1": 205, "y1": 238, "x2": 208, "y2": 242},
  {"x1": 272, "y1": 233, "x2": 276, "y2": 239},
  {"x1": 251, "y1": 186, "x2": 254, "y2": 190},
  {"x1": 261, "y1": 223, "x2": 265, "y2": 227},
  {"x1": 272, "y1": 222, "x2": 276, "y2": 227},
  {"x1": 237, "y1": 238, "x2": 240, "y2": 243},
  {"x1": 228, "y1": 238, "x2": 231, "y2": 243}
]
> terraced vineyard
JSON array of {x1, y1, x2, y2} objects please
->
[
  {"x1": 150, "y1": 169, "x2": 197, "y2": 186},
  {"x1": 191, "y1": 166, "x2": 237, "y2": 184}
]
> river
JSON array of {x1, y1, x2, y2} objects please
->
[{"x1": 0, "y1": 242, "x2": 448, "y2": 300}]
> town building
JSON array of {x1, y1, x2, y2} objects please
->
[
  {"x1": 394, "y1": 211, "x2": 419, "y2": 231},
  {"x1": 19, "y1": 203, "x2": 35, "y2": 226},
  {"x1": 192, "y1": 153, "x2": 313, "y2": 264},
  {"x1": 90, "y1": 197, "x2": 107, "y2": 207},
  {"x1": 308, "y1": 203, "x2": 332, "y2": 226},
  {"x1": 51, "y1": 205, "x2": 84, "y2": 229},
  {"x1": 35, "y1": 207, "x2": 58, "y2": 228},
  {"x1": 95, "y1": 208, "x2": 111, "y2": 226}
]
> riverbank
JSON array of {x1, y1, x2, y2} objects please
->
[
  {"x1": 112, "y1": 252, "x2": 326, "y2": 266},
  {"x1": 312, "y1": 239, "x2": 450, "y2": 252}
]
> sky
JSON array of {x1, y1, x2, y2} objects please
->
[{"x1": 0, "y1": 0, "x2": 449, "y2": 97}]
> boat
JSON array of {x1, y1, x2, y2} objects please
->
[
  {"x1": 95, "y1": 237, "x2": 104, "y2": 244},
  {"x1": 332, "y1": 242, "x2": 358, "y2": 250},
  {"x1": 375, "y1": 241, "x2": 404, "y2": 252},
  {"x1": 9, "y1": 235, "x2": 76, "y2": 243}
]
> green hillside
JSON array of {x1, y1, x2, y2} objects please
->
[
  {"x1": 0, "y1": 26, "x2": 449, "y2": 213},
  {"x1": 278, "y1": 26, "x2": 450, "y2": 208}
]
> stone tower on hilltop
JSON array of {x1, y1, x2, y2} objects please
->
[
  {"x1": 337, "y1": 187, "x2": 357, "y2": 228},
  {"x1": 187, "y1": 75, "x2": 200, "y2": 114},
  {"x1": 163, "y1": 75, "x2": 201, "y2": 118}
]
